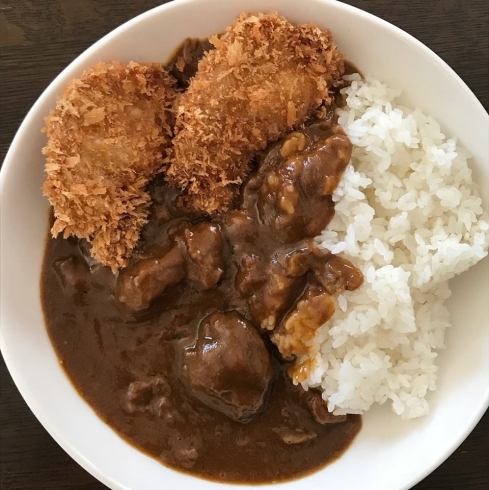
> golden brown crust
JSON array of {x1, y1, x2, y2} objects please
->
[
  {"x1": 43, "y1": 61, "x2": 177, "y2": 271},
  {"x1": 167, "y1": 11, "x2": 344, "y2": 214}
]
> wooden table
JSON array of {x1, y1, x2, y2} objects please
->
[{"x1": 0, "y1": 1, "x2": 488, "y2": 488}]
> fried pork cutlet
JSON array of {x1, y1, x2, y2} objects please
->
[
  {"x1": 43, "y1": 61, "x2": 176, "y2": 271},
  {"x1": 167, "y1": 11, "x2": 345, "y2": 214}
]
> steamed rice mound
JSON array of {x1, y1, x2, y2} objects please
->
[{"x1": 302, "y1": 75, "x2": 489, "y2": 419}]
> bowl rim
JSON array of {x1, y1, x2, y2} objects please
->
[{"x1": 1, "y1": 1, "x2": 488, "y2": 489}]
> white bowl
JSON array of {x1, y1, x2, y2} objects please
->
[{"x1": 1, "y1": 0, "x2": 488, "y2": 489}]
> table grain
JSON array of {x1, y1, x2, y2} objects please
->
[{"x1": 0, "y1": 1, "x2": 488, "y2": 489}]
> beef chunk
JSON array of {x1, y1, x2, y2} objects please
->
[
  {"x1": 125, "y1": 377, "x2": 172, "y2": 417},
  {"x1": 299, "y1": 133, "x2": 351, "y2": 196},
  {"x1": 313, "y1": 254, "x2": 364, "y2": 294},
  {"x1": 247, "y1": 262, "x2": 304, "y2": 330},
  {"x1": 116, "y1": 244, "x2": 186, "y2": 311},
  {"x1": 183, "y1": 222, "x2": 224, "y2": 289},
  {"x1": 235, "y1": 253, "x2": 266, "y2": 298},
  {"x1": 168, "y1": 432, "x2": 203, "y2": 469},
  {"x1": 222, "y1": 210, "x2": 257, "y2": 246},
  {"x1": 239, "y1": 244, "x2": 317, "y2": 330},
  {"x1": 297, "y1": 388, "x2": 346, "y2": 425},
  {"x1": 257, "y1": 131, "x2": 352, "y2": 242},
  {"x1": 181, "y1": 311, "x2": 273, "y2": 423},
  {"x1": 116, "y1": 222, "x2": 225, "y2": 312},
  {"x1": 272, "y1": 282, "x2": 335, "y2": 360}
]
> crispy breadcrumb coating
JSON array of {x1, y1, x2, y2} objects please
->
[
  {"x1": 43, "y1": 61, "x2": 176, "y2": 271},
  {"x1": 167, "y1": 11, "x2": 345, "y2": 214}
]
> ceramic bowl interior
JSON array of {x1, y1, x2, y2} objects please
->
[{"x1": 1, "y1": 1, "x2": 488, "y2": 489}]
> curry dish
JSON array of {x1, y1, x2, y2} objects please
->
[{"x1": 41, "y1": 25, "x2": 363, "y2": 485}]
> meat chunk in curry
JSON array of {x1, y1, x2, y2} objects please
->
[
  {"x1": 116, "y1": 222, "x2": 225, "y2": 311},
  {"x1": 181, "y1": 311, "x2": 273, "y2": 423}
]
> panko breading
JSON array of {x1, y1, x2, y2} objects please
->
[
  {"x1": 43, "y1": 61, "x2": 176, "y2": 271},
  {"x1": 167, "y1": 11, "x2": 345, "y2": 214}
]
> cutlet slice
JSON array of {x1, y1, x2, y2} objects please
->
[
  {"x1": 167, "y1": 11, "x2": 345, "y2": 214},
  {"x1": 43, "y1": 61, "x2": 177, "y2": 271}
]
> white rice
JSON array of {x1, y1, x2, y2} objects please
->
[{"x1": 302, "y1": 74, "x2": 489, "y2": 419}]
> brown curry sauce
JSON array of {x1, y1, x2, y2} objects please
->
[{"x1": 41, "y1": 39, "x2": 363, "y2": 484}]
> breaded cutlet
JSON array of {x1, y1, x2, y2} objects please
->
[
  {"x1": 167, "y1": 11, "x2": 345, "y2": 214},
  {"x1": 43, "y1": 61, "x2": 177, "y2": 271}
]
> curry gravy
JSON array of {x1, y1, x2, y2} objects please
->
[{"x1": 41, "y1": 39, "x2": 362, "y2": 484}]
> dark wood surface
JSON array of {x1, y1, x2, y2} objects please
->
[{"x1": 0, "y1": 0, "x2": 488, "y2": 488}]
